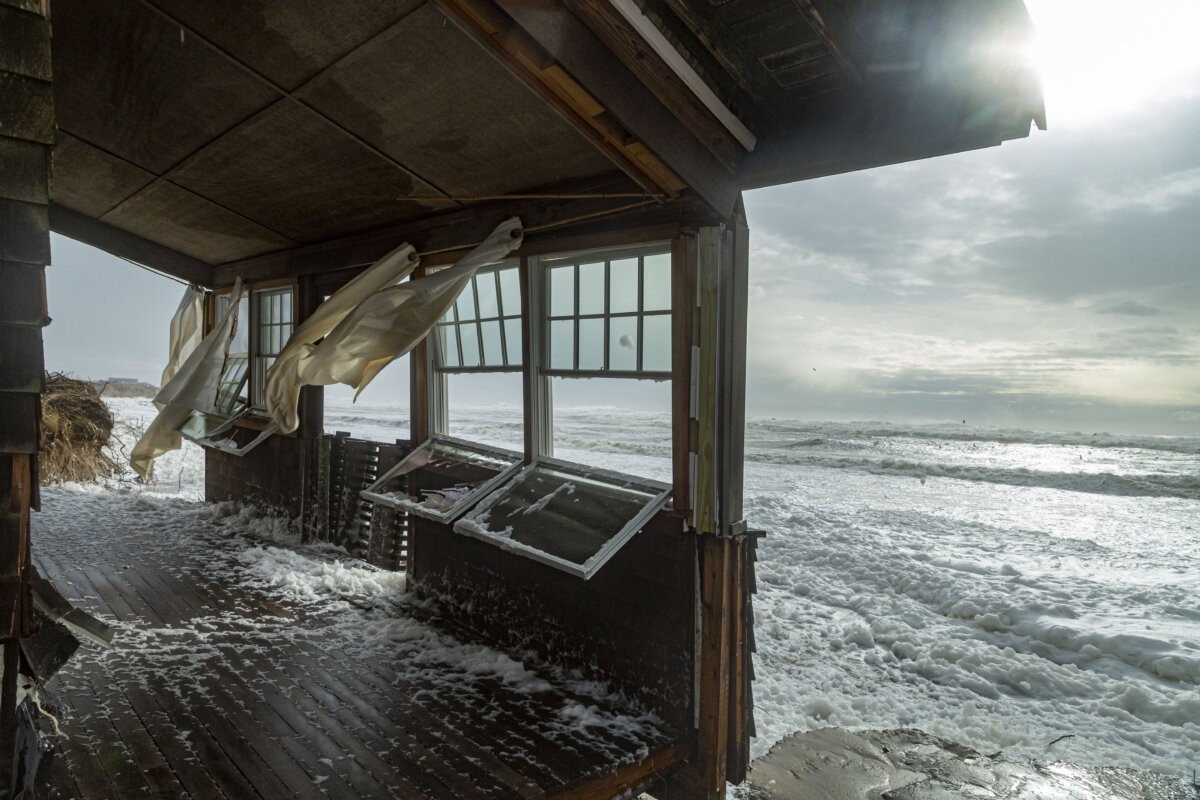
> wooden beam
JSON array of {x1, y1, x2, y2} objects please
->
[
  {"x1": 493, "y1": 0, "x2": 739, "y2": 215},
  {"x1": 566, "y1": 0, "x2": 748, "y2": 165},
  {"x1": 213, "y1": 184, "x2": 716, "y2": 286},
  {"x1": 717, "y1": 202, "x2": 748, "y2": 536},
  {"x1": 695, "y1": 535, "x2": 733, "y2": 798},
  {"x1": 548, "y1": 742, "x2": 687, "y2": 799},
  {"x1": 49, "y1": 205, "x2": 215, "y2": 287},
  {"x1": 670, "y1": 235, "x2": 693, "y2": 513}
]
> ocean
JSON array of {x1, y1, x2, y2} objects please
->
[{"x1": 111, "y1": 397, "x2": 1200, "y2": 780}]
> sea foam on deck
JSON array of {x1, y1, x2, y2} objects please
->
[{"x1": 116, "y1": 397, "x2": 1200, "y2": 780}]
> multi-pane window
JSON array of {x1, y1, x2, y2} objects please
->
[
  {"x1": 434, "y1": 264, "x2": 522, "y2": 372},
  {"x1": 543, "y1": 245, "x2": 671, "y2": 378},
  {"x1": 251, "y1": 287, "x2": 293, "y2": 407}
]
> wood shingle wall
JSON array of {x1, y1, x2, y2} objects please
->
[{"x1": 0, "y1": 0, "x2": 52, "y2": 786}]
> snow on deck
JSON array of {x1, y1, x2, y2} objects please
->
[{"x1": 32, "y1": 483, "x2": 678, "y2": 799}]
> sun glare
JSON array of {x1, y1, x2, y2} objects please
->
[{"x1": 1024, "y1": 0, "x2": 1200, "y2": 128}]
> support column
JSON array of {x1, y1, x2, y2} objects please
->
[
  {"x1": 0, "y1": 0, "x2": 54, "y2": 790},
  {"x1": 664, "y1": 209, "x2": 752, "y2": 799}
]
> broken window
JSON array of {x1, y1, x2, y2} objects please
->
[
  {"x1": 454, "y1": 459, "x2": 671, "y2": 579},
  {"x1": 361, "y1": 436, "x2": 523, "y2": 523},
  {"x1": 179, "y1": 283, "x2": 290, "y2": 454}
]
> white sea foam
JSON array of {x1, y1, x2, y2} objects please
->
[{"x1": 91, "y1": 398, "x2": 1200, "y2": 780}]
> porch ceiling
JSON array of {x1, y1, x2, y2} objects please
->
[{"x1": 46, "y1": 0, "x2": 1043, "y2": 278}]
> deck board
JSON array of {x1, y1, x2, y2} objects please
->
[{"x1": 31, "y1": 489, "x2": 681, "y2": 799}]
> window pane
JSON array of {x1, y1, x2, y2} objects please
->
[
  {"x1": 550, "y1": 319, "x2": 574, "y2": 370},
  {"x1": 578, "y1": 261, "x2": 605, "y2": 315},
  {"x1": 438, "y1": 325, "x2": 460, "y2": 368},
  {"x1": 550, "y1": 266, "x2": 574, "y2": 317},
  {"x1": 363, "y1": 437, "x2": 522, "y2": 522},
  {"x1": 504, "y1": 319, "x2": 522, "y2": 366},
  {"x1": 481, "y1": 320, "x2": 503, "y2": 365},
  {"x1": 460, "y1": 322, "x2": 481, "y2": 368},
  {"x1": 609, "y1": 315, "x2": 638, "y2": 371},
  {"x1": 643, "y1": 314, "x2": 670, "y2": 372},
  {"x1": 455, "y1": 283, "x2": 477, "y2": 321},
  {"x1": 476, "y1": 272, "x2": 499, "y2": 319},
  {"x1": 609, "y1": 258, "x2": 639, "y2": 313},
  {"x1": 498, "y1": 267, "x2": 521, "y2": 315},
  {"x1": 643, "y1": 253, "x2": 671, "y2": 311},
  {"x1": 281, "y1": 293, "x2": 292, "y2": 324},
  {"x1": 578, "y1": 317, "x2": 604, "y2": 370},
  {"x1": 457, "y1": 463, "x2": 668, "y2": 577}
]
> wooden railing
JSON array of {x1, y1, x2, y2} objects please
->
[{"x1": 322, "y1": 432, "x2": 413, "y2": 571}]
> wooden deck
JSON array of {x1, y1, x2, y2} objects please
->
[{"x1": 30, "y1": 488, "x2": 682, "y2": 799}]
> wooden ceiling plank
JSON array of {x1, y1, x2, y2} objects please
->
[{"x1": 135, "y1": 0, "x2": 455, "y2": 202}]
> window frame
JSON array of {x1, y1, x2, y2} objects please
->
[
  {"x1": 539, "y1": 243, "x2": 673, "y2": 381},
  {"x1": 452, "y1": 455, "x2": 672, "y2": 580},
  {"x1": 360, "y1": 434, "x2": 524, "y2": 523},
  {"x1": 432, "y1": 260, "x2": 523, "y2": 374},
  {"x1": 210, "y1": 278, "x2": 297, "y2": 418}
]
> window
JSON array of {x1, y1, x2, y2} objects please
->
[
  {"x1": 361, "y1": 436, "x2": 523, "y2": 523},
  {"x1": 251, "y1": 286, "x2": 293, "y2": 407},
  {"x1": 543, "y1": 245, "x2": 671, "y2": 378},
  {"x1": 454, "y1": 458, "x2": 671, "y2": 579},
  {"x1": 180, "y1": 283, "x2": 291, "y2": 455},
  {"x1": 434, "y1": 264, "x2": 521, "y2": 372}
]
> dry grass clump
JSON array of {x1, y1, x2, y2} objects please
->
[{"x1": 40, "y1": 373, "x2": 119, "y2": 485}]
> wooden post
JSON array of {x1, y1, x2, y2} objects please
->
[
  {"x1": 297, "y1": 274, "x2": 325, "y2": 541},
  {"x1": 0, "y1": 1, "x2": 54, "y2": 789}
]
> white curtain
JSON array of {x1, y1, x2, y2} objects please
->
[
  {"x1": 131, "y1": 280, "x2": 244, "y2": 480},
  {"x1": 266, "y1": 218, "x2": 523, "y2": 432},
  {"x1": 264, "y1": 242, "x2": 419, "y2": 433},
  {"x1": 157, "y1": 285, "x2": 205, "y2": 409}
]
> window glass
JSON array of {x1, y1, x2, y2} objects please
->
[
  {"x1": 504, "y1": 319, "x2": 522, "y2": 366},
  {"x1": 498, "y1": 268, "x2": 520, "y2": 313},
  {"x1": 609, "y1": 316, "x2": 638, "y2": 372},
  {"x1": 455, "y1": 285, "x2": 477, "y2": 320},
  {"x1": 459, "y1": 322, "x2": 481, "y2": 368},
  {"x1": 455, "y1": 459, "x2": 671, "y2": 579},
  {"x1": 550, "y1": 266, "x2": 575, "y2": 317},
  {"x1": 476, "y1": 271, "x2": 499, "y2": 319},
  {"x1": 643, "y1": 253, "x2": 671, "y2": 311},
  {"x1": 550, "y1": 319, "x2": 574, "y2": 370},
  {"x1": 578, "y1": 261, "x2": 605, "y2": 315},
  {"x1": 642, "y1": 314, "x2": 671, "y2": 373},
  {"x1": 578, "y1": 318, "x2": 604, "y2": 370},
  {"x1": 361, "y1": 436, "x2": 522, "y2": 523},
  {"x1": 481, "y1": 320, "x2": 504, "y2": 365},
  {"x1": 608, "y1": 258, "x2": 639, "y2": 314}
]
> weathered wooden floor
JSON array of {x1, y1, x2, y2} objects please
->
[{"x1": 31, "y1": 489, "x2": 681, "y2": 799}]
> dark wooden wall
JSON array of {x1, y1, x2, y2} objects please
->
[
  {"x1": 205, "y1": 433, "x2": 308, "y2": 521},
  {"x1": 0, "y1": 0, "x2": 53, "y2": 788},
  {"x1": 410, "y1": 515, "x2": 696, "y2": 733}
]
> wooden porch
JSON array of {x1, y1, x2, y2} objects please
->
[{"x1": 30, "y1": 489, "x2": 681, "y2": 799}]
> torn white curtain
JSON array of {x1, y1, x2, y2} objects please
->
[
  {"x1": 130, "y1": 280, "x2": 245, "y2": 480},
  {"x1": 158, "y1": 285, "x2": 206, "y2": 409},
  {"x1": 267, "y1": 217, "x2": 523, "y2": 433},
  {"x1": 264, "y1": 242, "x2": 419, "y2": 433}
]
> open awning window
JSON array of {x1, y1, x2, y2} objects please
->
[
  {"x1": 454, "y1": 459, "x2": 671, "y2": 579},
  {"x1": 361, "y1": 436, "x2": 523, "y2": 523},
  {"x1": 177, "y1": 408, "x2": 279, "y2": 456}
]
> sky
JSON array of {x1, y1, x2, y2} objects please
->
[{"x1": 43, "y1": 0, "x2": 1200, "y2": 435}]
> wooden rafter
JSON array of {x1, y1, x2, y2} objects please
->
[{"x1": 792, "y1": 0, "x2": 864, "y2": 87}]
